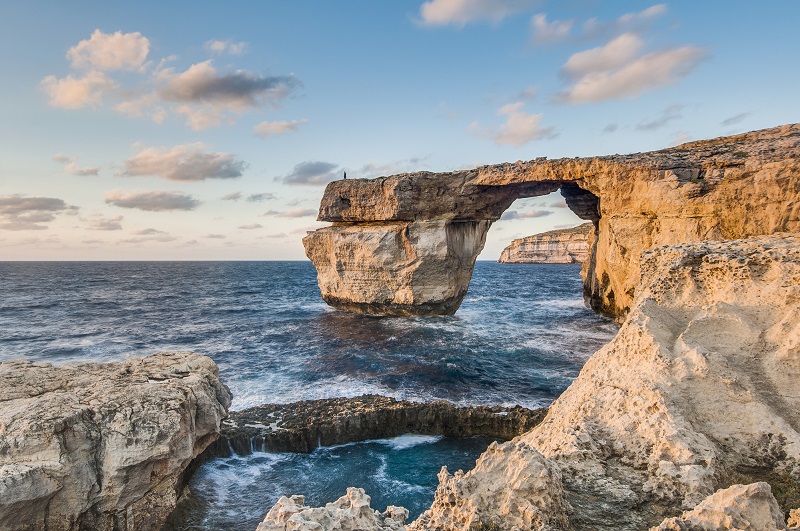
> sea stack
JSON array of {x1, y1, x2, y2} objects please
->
[{"x1": 498, "y1": 223, "x2": 593, "y2": 264}]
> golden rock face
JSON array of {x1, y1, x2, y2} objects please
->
[{"x1": 305, "y1": 124, "x2": 800, "y2": 318}]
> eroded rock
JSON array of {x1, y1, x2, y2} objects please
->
[
  {"x1": 409, "y1": 440, "x2": 569, "y2": 531},
  {"x1": 498, "y1": 223, "x2": 592, "y2": 264},
  {"x1": 0, "y1": 352, "x2": 231, "y2": 531},
  {"x1": 305, "y1": 124, "x2": 800, "y2": 318},
  {"x1": 256, "y1": 488, "x2": 408, "y2": 531},
  {"x1": 651, "y1": 482, "x2": 787, "y2": 531}
]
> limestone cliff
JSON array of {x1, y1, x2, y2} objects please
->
[
  {"x1": 272, "y1": 234, "x2": 800, "y2": 529},
  {"x1": 498, "y1": 223, "x2": 592, "y2": 264},
  {"x1": 0, "y1": 352, "x2": 231, "y2": 531},
  {"x1": 304, "y1": 124, "x2": 800, "y2": 318}
]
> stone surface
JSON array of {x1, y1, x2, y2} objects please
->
[
  {"x1": 494, "y1": 234, "x2": 800, "y2": 529},
  {"x1": 651, "y1": 482, "x2": 787, "y2": 531},
  {"x1": 256, "y1": 488, "x2": 408, "y2": 531},
  {"x1": 203, "y1": 394, "x2": 546, "y2": 456},
  {"x1": 498, "y1": 223, "x2": 592, "y2": 264},
  {"x1": 304, "y1": 124, "x2": 800, "y2": 318},
  {"x1": 408, "y1": 440, "x2": 569, "y2": 531},
  {"x1": 0, "y1": 352, "x2": 231, "y2": 531}
]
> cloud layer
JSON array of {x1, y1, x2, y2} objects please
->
[
  {"x1": 419, "y1": 0, "x2": 539, "y2": 26},
  {"x1": 0, "y1": 195, "x2": 74, "y2": 230},
  {"x1": 42, "y1": 30, "x2": 300, "y2": 130},
  {"x1": 557, "y1": 33, "x2": 706, "y2": 104},
  {"x1": 121, "y1": 143, "x2": 245, "y2": 181},
  {"x1": 280, "y1": 161, "x2": 340, "y2": 186},
  {"x1": 105, "y1": 190, "x2": 200, "y2": 211}
]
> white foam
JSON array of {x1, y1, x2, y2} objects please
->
[{"x1": 374, "y1": 434, "x2": 443, "y2": 450}]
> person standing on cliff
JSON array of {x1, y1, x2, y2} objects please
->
[{"x1": 343, "y1": 171, "x2": 347, "y2": 180}]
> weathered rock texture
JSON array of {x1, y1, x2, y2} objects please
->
[
  {"x1": 430, "y1": 234, "x2": 800, "y2": 530},
  {"x1": 409, "y1": 441, "x2": 569, "y2": 531},
  {"x1": 0, "y1": 352, "x2": 231, "y2": 531},
  {"x1": 651, "y1": 482, "x2": 787, "y2": 531},
  {"x1": 498, "y1": 223, "x2": 592, "y2": 264},
  {"x1": 304, "y1": 124, "x2": 800, "y2": 318},
  {"x1": 203, "y1": 394, "x2": 546, "y2": 456},
  {"x1": 257, "y1": 488, "x2": 408, "y2": 531}
]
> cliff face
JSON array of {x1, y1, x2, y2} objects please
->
[
  {"x1": 304, "y1": 124, "x2": 800, "y2": 319},
  {"x1": 423, "y1": 234, "x2": 800, "y2": 529},
  {"x1": 268, "y1": 234, "x2": 800, "y2": 529},
  {"x1": 498, "y1": 223, "x2": 592, "y2": 264},
  {"x1": 0, "y1": 352, "x2": 231, "y2": 531}
]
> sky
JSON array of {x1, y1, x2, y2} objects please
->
[{"x1": 1, "y1": 1, "x2": 798, "y2": 260}]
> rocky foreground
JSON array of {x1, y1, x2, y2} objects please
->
[
  {"x1": 0, "y1": 352, "x2": 231, "y2": 531},
  {"x1": 262, "y1": 234, "x2": 800, "y2": 530},
  {"x1": 304, "y1": 124, "x2": 800, "y2": 318},
  {"x1": 498, "y1": 223, "x2": 592, "y2": 264}
]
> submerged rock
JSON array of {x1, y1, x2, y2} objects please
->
[
  {"x1": 305, "y1": 124, "x2": 800, "y2": 318},
  {"x1": 204, "y1": 394, "x2": 546, "y2": 456},
  {"x1": 0, "y1": 352, "x2": 231, "y2": 531},
  {"x1": 498, "y1": 223, "x2": 592, "y2": 264}
]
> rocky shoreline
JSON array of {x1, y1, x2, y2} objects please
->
[
  {"x1": 204, "y1": 395, "x2": 546, "y2": 457},
  {"x1": 498, "y1": 223, "x2": 592, "y2": 264}
]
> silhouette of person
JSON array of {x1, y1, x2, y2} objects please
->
[{"x1": 343, "y1": 171, "x2": 347, "y2": 180}]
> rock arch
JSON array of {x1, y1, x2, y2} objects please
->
[{"x1": 303, "y1": 124, "x2": 800, "y2": 319}]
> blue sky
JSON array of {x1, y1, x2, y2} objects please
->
[{"x1": 1, "y1": 0, "x2": 798, "y2": 260}]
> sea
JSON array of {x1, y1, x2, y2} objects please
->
[{"x1": 0, "y1": 261, "x2": 616, "y2": 529}]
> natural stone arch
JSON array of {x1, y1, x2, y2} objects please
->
[{"x1": 304, "y1": 124, "x2": 800, "y2": 319}]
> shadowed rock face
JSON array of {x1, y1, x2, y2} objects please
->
[{"x1": 304, "y1": 124, "x2": 800, "y2": 318}]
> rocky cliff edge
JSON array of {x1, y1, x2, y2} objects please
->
[{"x1": 0, "y1": 352, "x2": 231, "y2": 531}]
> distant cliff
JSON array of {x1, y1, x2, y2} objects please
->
[{"x1": 498, "y1": 223, "x2": 592, "y2": 264}]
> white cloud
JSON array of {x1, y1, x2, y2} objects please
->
[
  {"x1": 562, "y1": 33, "x2": 643, "y2": 80},
  {"x1": 557, "y1": 36, "x2": 706, "y2": 104},
  {"x1": 356, "y1": 157, "x2": 425, "y2": 179},
  {"x1": 531, "y1": 14, "x2": 572, "y2": 43},
  {"x1": 0, "y1": 195, "x2": 74, "y2": 230},
  {"x1": 67, "y1": 30, "x2": 150, "y2": 72},
  {"x1": 53, "y1": 154, "x2": 100, "y2": 176},
  {"x1": 246, "y1": 193, "x2": 276, "y2": 202},
  {"x1": 280, "y1": 161, "x2": 340, "y2": 186},
  {"x1": 721, "y1": 112, "x2": 751, "y2": 126},
  {"x1": 205, "y1": 39, "x2": 248, "y2": 56},
  {"x1": 222, "y1": 192, "x2": 242, "y2": 201},
  {"x1": 583, "y1": 4, "x2": 668, "y2": 39},
  {"x1": 254, "y1": 119, "x2": 308, "y2": 137},
  {"x1": 105, "y1": 190, "x2": 200, "y2": 211},
  {"x1": 87, "y1": 215, "x2": 123, "y2": 231},
  {"x1": 636, "y1": 104, "x2": 683, "y2": 131},
  {"x1": 263, "y1": 208, "x2": 318, "y2": 218},
  {"x1": 500, "y1": 209, "x2": 553, "y2": 220},
  {"x1": 41, "y1": 30, "x2": 299, "y2": 130},
  {"x1": 419, "y1": 0, "x2": 539, "y2": 26},
  {"x1": 40, "y1": 71, "x2": 116, "y2": 109},
  {"x1": 469, "y1": 102, "x2": 555, "y2": 147},
  {"x1": 238, "y1": 223, "x2": 263, "y2": 229},
  {"x1": 121, "y1": 143, "x2": 246, "y2": 181}
]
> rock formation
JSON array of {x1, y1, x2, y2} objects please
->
[
  {"x1": 0, "y1": 352, "x2": 231, "y2": 531},
  {"x1": 650, "y1": 482, "x2": 787, "y2": 531},
  {"x1": 203, "y1": 394, "x2": 546, "y2": 456},
  {"x1": 304, "y1": 124, "x2": 800, "y2": 318},
  {"x1": 498, "y1": 223, "x2": 592, "y2": 264},
  {"x1": 257, "y1": 488, "x2": 408, "y2": 531},
  {"x1": 271, "y1": 234, "x2": 800, "y2": 530}
]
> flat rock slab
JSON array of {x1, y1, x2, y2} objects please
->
[{"x1": 0, "y1": 352, "x2": 231, "y2": 531}]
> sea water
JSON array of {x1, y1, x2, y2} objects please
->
[{"x1": 0, "y1": 261, "x2": 616, "y2": 527}]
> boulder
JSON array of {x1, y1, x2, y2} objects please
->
[{"x1": 0, "y1": 352, "x2": 231, "y2": 531}]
